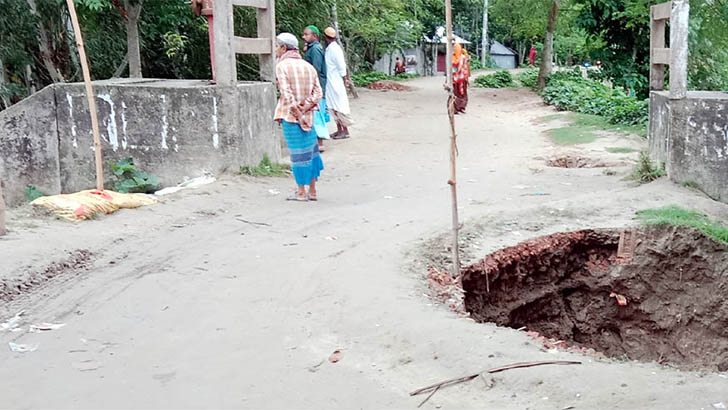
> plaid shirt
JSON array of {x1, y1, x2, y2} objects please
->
[{"x1": 274, "y1": 51, "x2": 323, "y2": 131}]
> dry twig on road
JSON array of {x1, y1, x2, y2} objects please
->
[{"x1": 410, "y1": 360, "x2": 582, "y2": 405}]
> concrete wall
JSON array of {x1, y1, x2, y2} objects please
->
[
  {"x1": 0, "y1": 87, "x2": 61, "y2": 206},
  {"x1": 0, "y1": 79, "x2": 278, "y2": 205},
  {"x1": 373, "y1": 47, "x2": 426, "y2": 76},
  {"x1": 649, "y1": 91, "x2": 728, "y2": 202},
  {"x1": 492, "y1": 55, "x2": 517, "y2": 70}
]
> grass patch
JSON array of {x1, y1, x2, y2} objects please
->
[
  {"x1": 606, "y1": 147, "x2": 638, "y2": 153},
  {"x1": 681, "y1": 180, "x2": 702, "y2": 190},
  {"x1": 547, "y1": 126, "x2": 599, "y2": 145},
  {"x1": 240, "y1": 154, "x2": 290, "y2": 177},
  {"x1": 637, "y1": 206, "x2": 728, "y2": 244},
  {"x1": 569, "y1": 113, "x2": 647, "y2": 138},
  {"x1": 631, "y1": 151, "x2": 665, "y2": 183},
  {"x1": 545, "y1": 112, "x2": 647, "y2": 145},
  {"x1": 535, "y1": 113, "x2": 567, "y2": 124}
]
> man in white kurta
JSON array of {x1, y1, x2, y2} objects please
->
[{"x1": 323, "y1": 27, "x2": 353, "y2": 139}]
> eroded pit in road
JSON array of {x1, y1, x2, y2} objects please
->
[{"x1": 462, "y1": 226, "x2": 728, "y2": 371}]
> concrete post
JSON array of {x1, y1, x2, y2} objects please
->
[
  {"x1": 213, "y1": 0, "x2": 237, "y2": 86},
  {"x1": 669, "y1": 0, "x2": 689, "y2": 99},
  {"x1": 256, "y1": 0, "x2": 275, "y2": 81},
  {"x1": 649, "y1": 7, "x2": 666, "y2": 91}
]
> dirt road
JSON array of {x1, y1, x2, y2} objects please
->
[{"x1": 1, "y1": 75, "x2": 727, "y2": 409}]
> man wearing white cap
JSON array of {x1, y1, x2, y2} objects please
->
[
  {"x1": 273, "y1": 32, "x2": 324, "y2": 202},
  {"x1": 323, "y1": 27, "x2": 353, "y2": 139}
]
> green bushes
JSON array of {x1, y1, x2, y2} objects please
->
[
  {"x1": 632, "y1": 151, "x2": 665, "y2": 183},
  {"x1": 352, "y1": 71, "x2": 391, "y2": 87},
  {"x1": 109, "y1": 158, "x2": 160, "y2": 193},
  {"x1": 474, "y1": 70, "x2": 515, "y2": 88},
  {"x1": 541, "y1": 72, "x2": 648, "y2": 126},
  {"x1": 351, "y1": 71, "x2": 420, "y2": 87},
  {"x1": 516, "y1": 68, "x2": 539, "y2": 90}
]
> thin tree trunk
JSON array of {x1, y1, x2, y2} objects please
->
[
  {"x1": 0, "y1": 59, "x2": 11, "y2": 109},
  {"x1": 481, "y1": 0, "x2": 488, "y2": 65},
  {"x1": 64, "y1": 9, "x2": 80, "y2": 81},
  {"x1": 537, "y1": 0, "x2": 560, "y2": 91},
  {"x1": 331, "y1": 3, "x2": 358, "y2": 98},
  {"x1": 25, "y1": 65, "x2": 36, "y2": 93},
  {"x1": 113, "y1": 53, "x2": 129, "y2": 78},
  {"x1": 0, "y1": 180, "x2": 6, "y2": 237},
  {"x1": 27, "y1": 0, "x2": 65, "y2": 83},
  {"x1": 389, "y1": 50, "x2": 394, "y2": 75},
  {"x1": 124, "y1": 0, "x2": 143, "y2": 78}
]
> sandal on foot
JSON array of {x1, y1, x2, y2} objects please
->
[
  {"x1": 286, "y1": 194, "x2": 308, "y2": 202},
  {"x1": 332, "y1": 133, "x2": 350, "y2": 140},
  {"x1": 307, "y1": 194, "x2": 318, "y2": 201}
]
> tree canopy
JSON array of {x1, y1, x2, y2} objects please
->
[{"x1": 1, "y1": 0, "x2": 726, "y2": 110}]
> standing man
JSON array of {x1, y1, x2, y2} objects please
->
[
  {"x1": 273, "y1": 32, "x2": 324, "y2": 202},
  {"x1": 323, "y1": 27, "x2": 353, "y2": 140},
  {"x1": 302, "y1": 25, "x2": 330, "y2": 152}
]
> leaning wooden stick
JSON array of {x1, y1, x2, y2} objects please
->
[
  {"x1": 410, "y1": 360, "x2": 582, "y2": 397},
  {"x1": 66, "y1": 0, "x2": 105, "y2": 191}
]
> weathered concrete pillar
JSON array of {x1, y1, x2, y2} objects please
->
[
  {"x1": 213, "y1": 0, "x2": 237, "y2": 86},
  {"x1": 256, "y1": 0, "x2": 276, "y2": 81},
  {"x1": 670, "y1": 0, "x2": 689, "y2": 99},
  {"x1": 649, "y1": 6, "x2": 667, "y2": 91}
]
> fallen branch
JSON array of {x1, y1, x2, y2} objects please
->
[
  {"x1": 417, "y1": 385, "x2": 441, "y2": 408},
  {"x1": 236, "y1": 218, "x2": 271, "y2": 227},
  {"x1": 410, "y1": 360, "x2": 582, "y2": 397}
]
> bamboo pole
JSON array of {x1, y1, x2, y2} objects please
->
[
  {"x1": 65, "y1": 0, "x2": 104, "y2": 191},
  {"x1": 444, "y1": 0, "x2": 460, "y2": 276}
]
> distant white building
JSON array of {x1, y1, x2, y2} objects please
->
[
  {"x1": 489, "y1": 41, "x2": 518, "y2": 69},
  {"x1": 373, "y1": 26, "x2": 472, "y2": 77}
]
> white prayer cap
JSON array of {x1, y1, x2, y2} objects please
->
[{"x1": 276, "y1": 32, "x2": 299, "y2": 49}]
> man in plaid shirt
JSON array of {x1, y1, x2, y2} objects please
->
[{"x1": 273, "y1": 32, "x2": 324, "y2": 202}]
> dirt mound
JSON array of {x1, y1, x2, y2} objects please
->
[
  {"x1": 462, "y1": 226, "x2": 728, "y2": 371},
  {"x1": 366, "y1": 80, "x2": 412, "y2": 91},
  {"x1": 1, "y1": 249, "x2": 93, "y2": 303},
  {"x1": 546, "y1": 156, "x2": 619, "y2": 168}
]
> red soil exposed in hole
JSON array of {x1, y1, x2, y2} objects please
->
[
  {"x1": 546, "y1": 156, "x2": 619, "y2": 168},
  {"x1": 462, "y1": 226, "x2": 728, "y2": 371},
  {"x1": 366, "y1": 80, "x2": 412, "y2": 91}
]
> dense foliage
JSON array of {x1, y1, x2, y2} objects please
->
[
  {"x1": 351, "y1": 71, "x2": 419, "y2": 86},
  {"x1": 541, "y1": 69, "x2": 648, "y2": 126},
  {"x1": 1, "y1": 0, "x2": 726, "y2": 111},
  {"x1": 516, "y1": 68, "x2": 539, "y2": 89},
  {"x1": 109, "y1": 157, "x2": 160, "y2": 193},
  {"x1": 474, "y1": 70, "x2": 514, "y2": 88}
]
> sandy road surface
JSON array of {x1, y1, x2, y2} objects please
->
[{"x1": 1, "y1": 75, "x2": 727, "y2": 409}]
